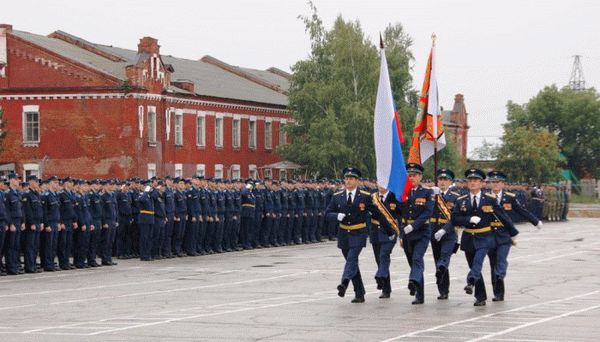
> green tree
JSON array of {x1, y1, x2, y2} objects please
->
[
  {"x1": 278, "y1": 2, "x2": 415, "y2": 178},
  {"x1": 496, "y1": 126, "x2": 561, "y2": 183},
  {"x1": 471, "y1": 139, "x2": 500, "y2": 161},
  {"x1": 505, "y1": 85, "x2": 600, "y2": 178}
]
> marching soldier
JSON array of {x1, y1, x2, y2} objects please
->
[
  {"x1": 452, "y1": 168, "x2": 516, "y2": 306},
  {"x1": 325, "y1": 167, "x2": 396, "y2": 303},
  {"x1": 430, "y1": 169, "x2": 460, "y2": 300},
  {"x1": 487, "y1": 171, "x2": 541, "y2": 301},
  {"x1": 400, "y1": 163, "x2": 434, "y2": 305}
]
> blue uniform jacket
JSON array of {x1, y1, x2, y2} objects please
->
[
  {"x1": 400, "y1": 185, "x2": 434, "y2": 241},
  {"x1": 23, "y1": 189, "x2": 44, "y2": 225}
]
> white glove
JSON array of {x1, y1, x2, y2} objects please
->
[
  {"x1": 431, "y1": 186, "x2": 441, "y2": 195},
  {"x1": 337, "y1": 213, "x2": 346, "y2": 222},
  {"x1": 403, "y1": 225, "x2": 414, "y2": 234},
  {"x1": 536, "y1": 221, "x2": 543, "y2": 230},
  {"x1": 434, "y1": 229, "x2": 446, "y2": 241},
  {"x1": 469, "y1": 216, "x2": 481, "y2": 224},
  {"x1": 144, "y1": 186, "x2": 152, "y2": 192}
]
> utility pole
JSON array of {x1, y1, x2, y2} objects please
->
[{"x1": 568, "y1": 55, "x2": 585, "y2": 91}]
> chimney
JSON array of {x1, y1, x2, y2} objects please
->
[
  {"x1": 137, "y1": 36, "x2": 160, "y2": 55},
  {"x1": 171, "y1": 79, "x2": 195, "y2": 93},
  {"x1": 0, "y1": 24, "x2": 11, "y2": 78}
]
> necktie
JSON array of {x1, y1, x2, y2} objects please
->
[
  {"x1": 472, "y1": 195, "x2": 477, "y2": 209},
  {"x1": 347, "y1": 192, "x2": 353, "y2": 205},
  {"x1": 380, "y1": 194, "x2": 384, "y2": 203}
]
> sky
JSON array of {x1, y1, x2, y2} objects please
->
[{"x1": 3, "y1": 0, "x2": 599, "y2": 157}]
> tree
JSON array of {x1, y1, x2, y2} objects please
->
[
  {"x1": 471, "y1": 139, "x2": 500, "y2": 161},
  {"x1": 495, "y1": 126, "x2": 561, "y2": 183},
  {"x1": 278, "y1": 2, "x2": 415, "y2": 178},
  {"x1": 505, "y1": 85, "x2": 600, "y2": 178}
]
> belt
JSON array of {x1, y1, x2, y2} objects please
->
[
  {"x1": 532, "y1": 198, "x2": 544, "y2": 201},
  {"x1": 464, "y1": 226, "x2": 491, "y2": 234},
  {"x1": 491, "y1": 221, "x2": 504, "y2": 228},
  {"x1": 432, "y1": 218, "x2": 449, "y2": 224},
  {"x1": 339, "y1": 223, "x2": 367, "y2": 231},
  {"x1": 140, "y1": 210, "x2": 155, "y2": 215},
  {"x1": 242, "y1": 204, "x2": 256, "y2": 208},
  {"x1": 405, "y1": 219, "x2": 430, "y2": 224},
  {"x1": 371, "y1": 219, "x2": 380, "y2": 225}
]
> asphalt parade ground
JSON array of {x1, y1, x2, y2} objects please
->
[{"x1": 0, "y1": 218, "x2": 599, "y2": 341}]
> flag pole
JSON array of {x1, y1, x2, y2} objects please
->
[{"x1": 431, "y1": 33, "x2": 439, "y2": 187}]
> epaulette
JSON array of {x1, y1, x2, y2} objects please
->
[
  {"x1": 485, "y1": 192, "x2": 497, "y2": 199},
  {"x1": 457, "y1": 194, "x2": 468, "y2": 200},
  {"x1": 334, "y1": 190, "x2": 344, "y2": 196},
  {"x1": 360, "y1": 190, "x2": 371, "y2": 196},
  {"x1": 450, "y1": 191, "x2": 461, "y2": 197},
  {"x1": 505, "y1": 191, "x2": 516, "y2": 197}
]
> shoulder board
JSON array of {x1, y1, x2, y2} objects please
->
[
  {"x1": 334, "y1": 191, "x2": 344, "y2": 196},
  {"x1": 450, "y1": 191, "x2": 461, "y2": 197},
  {"x1": 505, "y1": 192, "x2": 516, "y2": 197},
  {"x1": 457, "y1": 194, "x2": 468, "y2": 200},
  {"x1": 484, "y1": 192, "x2": 497, "y2": 199},
  {"x1": 359, "y1": 190, "x2": 371, "y2": 196}
]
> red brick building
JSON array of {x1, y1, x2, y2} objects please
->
[
  {"x1": 0, "y1": 24, "x2": 294, "y2": 180},
  {"x1": 442, "y1": 94, "x2": 470, "y2": 161}
]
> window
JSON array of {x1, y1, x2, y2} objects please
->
[
  {"x1": 279, "y1": 121, "x2": 287, "y2": 146},
  {"x1": 174, "y1": 163, "x2": 183, "y2": 177},
  {"x1": 174, "y1": 110, "x2": 183, "y2": 146},
  {"x1": 196, "y1": 112, "x2": 205, "y2": 147},
  {"x1": 147, "y1": 163, "x2": 156, "y2": 178},
  {"x1": 22, "y1": 105, "x2": 40, "y2": 144},
  {"x1": 264, "y1": 121, "x2": 272, "y2": 150},
  {"x1": 264, "y1": 168, "x2": 272, "y2": 180},
  {"x1": 23, "y1": 163, "x2": 40, "y2": 179},
  {"x1": 214, "y1": 164, "x2": 223, "y2": 179},
  {"x1": 279, "y1": 169, "x2": 287, "y2": 180},
  {"x1": 249, "y1": 164, "x2": 257, "y2": 179},
  {"x1": 148, "y1": 106, "x2": 157, "y2": 144},
  {"x1": 232, "y1": 117, "x2": 241, "y2": 148},
  {"x1": 138, "y1": 106, "x2": 144, "y2": 138},
  {"x1": 248, "y1": 118, "x2": 256, "y2": 149},
  {"x1": 215, "y1": 116, "x2": 224, "y2": 148},
  {"x1": 231, "y1": 164, "x2": 240, "y2": 179},
  {"x1": 196, "y1": 164, "x2": 205, "y2": 177}
]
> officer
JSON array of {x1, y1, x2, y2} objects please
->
[
  {"x1": 162, "y1": 177, "x2": 176, "y2": 258},
  {"x1": 262, "y1": 179, "x2": 274, "y2": 248},
  {"x1": 325, "y1": 167, "x2": 396, "y2": 303},
  {"x1": 87, "y1": 180, "x2": 103, "y2": 267},
  {"x1": 452, "y1": 168, "x2": 516, "y2": 306},
  {"x1": 4, "y1": 173, "x2": 24, "y2": 275},
  {"x1": 370, "y1": 185, "x2": 400, "y2": 298},
  {"x1": 399, "y1": 163, "x2": 434, "y2": 304},
  {"x1": 232, "y1": 180, "x2": 243, "y2": 251},
  {"x1": 42, "y1": 176, "x2": 62, "y2": 271},
  {"x1": 205, "y1": 180, "x2": 218, "y2": 253},
  {"x1": 0, "y1": 178, "x2": 8, "y2": 276},
  {"x1": 430, "y1": 168, "x2": 460, "y2": 300},
  {"x1": 73, "y1": 180, "x2": 92, "y2": 268},
  {"x1": 100, "y1": 180, "x2": 118, "y2": 266},
  {"x1": 278, "y1": 180, "x2": 290, "y2": 246},
  {"x1": 22, "y1": 175, "x2": 44, "y2": 273},
  {"x1": 269, "y1": 180, "x2": 282, "y2": 247},
  {"x1": 530, "y1": 185, "x2": 544, "y2": 220},
  {"x1": 172, "y1": 178, "x2": 188, "y2": 257},
  {"x1": 214, "y1": 180, "x2": 226, "y2": 253},
  {"x1": 137, "y1": 181, "x2": 155, "y2": 261},
  {"x1": 487, "y1": 171, "x2": 541, "y2": 301},
  {"x1": 116, "y1": 181, "x2": 133, "y2": 259},
  {"x1": 151, "y1": 181, "x2": 167, "y2": 259},
  {"x1": 240, "y1": 179, "x2": 256, "y2": 249}
]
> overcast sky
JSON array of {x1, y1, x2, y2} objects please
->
[{"x1": 4, "y1": 0, "x2": 599, "y2": 156}]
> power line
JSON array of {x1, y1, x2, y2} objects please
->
[{"x1": 568, "y1": 55, "x2": 585, "y2": 91}]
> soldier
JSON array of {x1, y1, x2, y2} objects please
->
[
  {"x1": 214, "y1": 180, "x2": 226, "y2": 253},
  {"x1": 0, "y1": 179, "x2": 8, "y2": 276},
  {"x1": 399, "y1": 163, "x2": 434, "y2": 304},
  {"x1": 151, "y1": 181, "x2": 167, "y2": 259},
  {"x1": 530, "y1": 185, "x2": 544, "y2": 221},
  {"x1": 430, "y1": 169, "x2": 460, "y2": 300},
  {"x1": 269, "y1": 180, "x2": 282, "y2": 247},
  {"x1": 487, "y1": 171, "x2": 541, "y2": 302},
  {"x1": 137, "y1": 181, "x2": 155, "y2": 261},
  {"x1": 325, "y1": 167, "x2": 396, "y2": 303},
  {"x1": 172, "y1": 178, "x2": 188, "y2": 257},
  {"x1": 184, "y1": 177, "x2": 200, "y2": 256},
  {"x1": 278, "y1": 180, "x2": 290, "y2": 246},
  {"x1": 240, "y1": 179, "x2": 256, "y2": 250},
  {"x1": 452, "y1": 168, "x2": 516, "y2": 306},
  {"x1": 370, "y1": 185, "x2": 400, "y2": 298},
  {"x1": 253, "y1": 181, "x2": 265, "y2": 248},
  {"x1": 22, "y1": 175, "x2": 44, "y2": 273},
  {"x1": 100, "y1": 180, "x2": 118, "y2": 266},
  {"x1": 73, "y1": 180, "x2": 92, "y2": 268},
  {"x1": 116, "y1": 181, "x2": 133, "y2": 259},
  {"x1": 42, "y1": 176, "x2": 62, "y2": 271},
  {"x1": 262, "y1": 179, "x2": 274, "y2": 248}
]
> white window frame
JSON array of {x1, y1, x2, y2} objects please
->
[
  {"x1": 214, "y1": 164, "x2": 224, "y2": 179},
  {"x1": 147, "y1": 163, "x2": 157, "y2": 178},
  {"x1": 232, "y1": 115, "x2": 241, "y2": 149},
  {"x1": 196, "y1": 111, "x2": 206, "y2": 147},
  {"x1": 23, "y1": 163, "x2": 40, "y2": 180},
  {"x1": 231, "y1": 164, "x2": 240, "y2": 180},
  {"x1": 215, "y1": 114, "x2": 224, "y2": 148},
  {"x1": 138, "y1": 106, "x2": 144, "y2": 138},
  {"x1": 196, "y1": 164, "x2": 205, "y2": 177},
  {"x1": 174, "y1": 109, "x2": 183, "y2": 146},
  {"x1": 264, "y1": 168, "x2": 272, "y2": 180},
  {"x1": 279, "y1": 120, "x2": 287, "y2": 146},
  {"x1": 22, "y1": 105, "x2": 40, "y2": 145},
  {"x1": 147, "y1": 106, "x2": 157, "y2": 144},
  {"x1": 249, "y1": 164, "x2": 257, "y2": 179},
  {"x1": 279, "y1": 169, "x2": 287, "y2": 180},
  {"x1": 264, "y1": 119, "x2": 273, "y2": 150},
  {"x1": 248, "y1": 117, "x2": 257, "y2": 150},
  {"x1": 174, "y1": 163, "x2": 183, "y2": 177}
]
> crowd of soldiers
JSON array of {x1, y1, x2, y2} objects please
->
[{"x1": 0, "y1": 170, "x2": 568, "y2": 278}]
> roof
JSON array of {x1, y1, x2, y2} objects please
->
[{"x1": 10, "y1": 29, "x2": 289, "y2": 106}]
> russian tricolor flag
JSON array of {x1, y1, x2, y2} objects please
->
[{"x1": 374, "y1": 40, "x2": 410, "y2": 201}]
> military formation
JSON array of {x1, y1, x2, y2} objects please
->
[{"x1": 328, "y1": 165, "x2": 566, "y2": 306}]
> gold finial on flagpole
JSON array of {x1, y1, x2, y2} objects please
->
[{"x1": 431, "y1": 33, "x2": 437, "y2": 46}]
